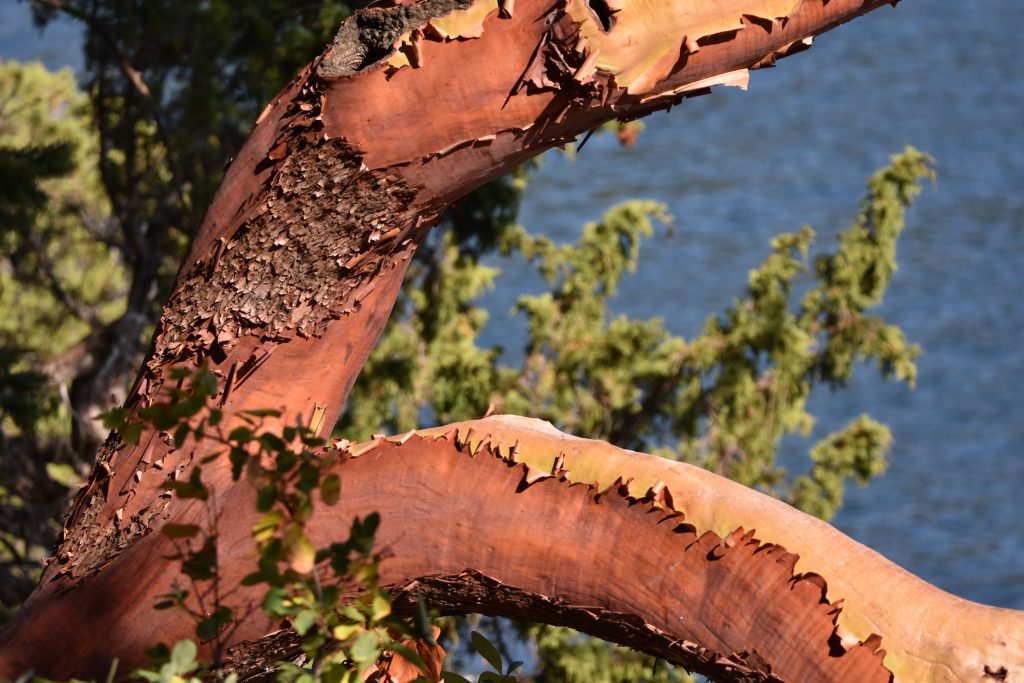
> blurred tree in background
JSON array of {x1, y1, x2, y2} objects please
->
[{"x1": 1, "y1": 0, "x2": 931, "y2": 677}]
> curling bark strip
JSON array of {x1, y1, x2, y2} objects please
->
[
  {"x1": 313, "y1": 428, "x2": 894, "y2": 682},
  {"x1": 5, "y1": 0, "x2": 1020, "y2": 681},
  {"x1": 412, "y1": 417, "x2": 1024, "y2": 682}
]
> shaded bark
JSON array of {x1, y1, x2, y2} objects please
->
[{"x1": 4, "y1": 1, "x2": 1017, "y2": 681}]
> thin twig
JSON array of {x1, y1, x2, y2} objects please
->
[{"x1": 29, "y1": 0, "x2": 192, "y2": 218}]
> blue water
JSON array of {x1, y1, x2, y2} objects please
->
[{"x1": 3, "y1": 2, "x2": 1022, "y2": 610}]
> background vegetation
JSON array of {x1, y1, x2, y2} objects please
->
[{"x1": 0, "y1": 1, "x2": 932, "y2": 678}]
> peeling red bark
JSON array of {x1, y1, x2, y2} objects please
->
[
  {"x1": 4, "y1": 1, "x2": 1016, "y2": 681},
  {"x1": 326, "y1": 435, "x2": 893, "y2": 683}
]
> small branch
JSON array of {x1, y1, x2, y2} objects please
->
[
  {"x1": 29, "y1": 0, "x2": 192, "y2": 221},
  {"x1": 15, "y1": 235, "x2": 103, "y2": 329}
]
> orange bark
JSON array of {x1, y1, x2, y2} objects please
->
[{"x1": 7, "y1": 1, "x2": 1013, "y2": 681}]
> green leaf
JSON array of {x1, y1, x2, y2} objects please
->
[
  {"x1": 101, "y1": 407, "x2": 128, "y2": 430},
  {"x1": 285, "y1": 528, "x2": 316, "y2": 574},
  {"x1": 276, "y1": 448, "x2": 297, "y2": 473},
  {"x1": 350, "y1": 631, "x2": 380, "y2": 664},
  {"x1": 301, "y1": 433, "x2": 326, "y2": 447},
  {"x1": 228, "y1": 426, "x2": 254, "y2": 443},
  {"x1": 194, "y1": 368, "x2": 218, "y2": 397},
  {"x1": 142, "y1": 643, "x2": 170, "y2": 664},
  {"x1": 181, "y1": 541, "x2": 217, "y2": 581},
  {"x1": 340, "y1": 605, "x2": 365, "y2": 622},
  {"x1": 262, "y1": 586, "x2": 289, "y2": 616},
  {"x1": 169, "y1": 638, "x2": 198, "y2": 672},
  {"x1": 293, "y1": 608, "x2": 318, "y2": 636},
  {"x1": 441, "y1": 673, "x2": 472, "y2": 683},
  {"x1": 414, "y1": 594, "x2": 434, "y2": 643},
  {"x1": 45, "y1": 462, "x2": 81, "y2": 487},
  {"x1": 169, "y1": 367, "x2": 191, "y2": 381},
  {"x1": 350, "y1": 513, "x2": 380, "y2": 554},
  {"x1": 103, "y1": 658, "x2": 119, "y2": 683},
  {"x1": 297, "y1": 461, "x2": 320, "y2": 494},
  {"x1": 471, "y1": 631, "x2": 503, "y2": 672},
  {"x1": 165, "y1": 467, "x2": 209, "y2": 501},
  {"x1": 121, "y1": 421, "x2": 143, "y2": 445},
  {"x1": 370, "y1": 593, "x2": 391, "y2": 621},
  {"x1": 261, "y1": 432, "x2": 287, "y2": 453},
  {"x1": 292, "y1": 490, "x2": 314, "y2": 523},
  {"x1": 252, "y1": 510, "x2": 283, "y2": 542},
  {"x1": 332, "y1": 622, "x2": 360, "y2": 641},
  {"x1": 142, "y1": 402, "x2": 179, "y2": 431},
  {"x1": 240, "y1": 569, "x2": 268, "y2": 586}
]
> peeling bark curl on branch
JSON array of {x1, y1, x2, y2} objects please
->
[
  {"x1": 329, "y1": 417, "x2": 1024, "y2": 683},
  {"x1": 170, "y1": 419, "x2": 1024, "y2": 681}
]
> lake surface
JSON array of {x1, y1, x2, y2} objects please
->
[{"x1": 4, "y1": 2, "x2": 1022, "y2": 610}]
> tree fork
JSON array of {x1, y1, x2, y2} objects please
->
[{"x1": 5, "y1": 0, "x2": 1020, "y2": 681}]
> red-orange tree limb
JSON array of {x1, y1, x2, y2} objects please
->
[{"x1": 3, "y1": 0, "x2": 1022, "y2": 681}]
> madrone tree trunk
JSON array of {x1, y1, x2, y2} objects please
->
[{"x1": 2, "y1": 1, "x2": 1021, "y2": 681}]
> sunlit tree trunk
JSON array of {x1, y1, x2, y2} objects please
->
[{"x1": 3, "y1": 1, "x2": 1021, "y2": 681}]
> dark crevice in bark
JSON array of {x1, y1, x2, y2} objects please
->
[
  {"x1": 391, "y1": 570, "x2": 783, "y2": 682},
  {"x1": 584, "y1": 0, "x2": 616, "y2": 32},
  {"x1": 296, "y1": 434, "x2": 897, "y2": 682},
  {"x1": 318, "y1": 0, "x2": 474, "y2": 79},
  {"x1": 984, "y1": 664, "x2": 1009, "y2": 681}
]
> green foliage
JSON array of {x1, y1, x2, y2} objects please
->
[
  {"x1": 8, "y1": 0, "x2": 380, "y2": 467},
  {"x1": 791, "y1": 414, "x2": 892, "y2": 520},
  {"x1": 440, "y1": 630, "x2": 522, "y2": 683},
  {"x1": 1, "y1": 0, "x2": 383, "y2": 621},
  {"x1": 0, "y1": 61, "x2": 114, "y2": 620},
  {"x1": 134, "y1": 640, "x2": 223, "y2": 683},
  {"x1": 496, "y1": 200, "x2": 675, "y2": 438},
  {"x1": 30, "y1": 0, "x2": 363, "y2": 240},
  {"x1": 101, "y1": 368, "x2": 430, "y2": 682},
  {"x1": 531, "y1": 625, "x2": 687, "y2": 683},
  {"x1": 803, "y1": 147, "x2": 932, "y2": 387},
  {"x1": 0, "y1": 349, "x2": 55, "y2": 440},
  {"x1": 343, "y1": 148, "x2": 933, "y2": 524},
  {"x1": 0, "y1": 61, "x2": 120, "y2": 360}
]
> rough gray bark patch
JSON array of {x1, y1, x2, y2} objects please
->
[
  {"x1": 154, "y1": 139, "x2": 419, "y2": 367},
  {"x1": 318, "y1": 0, "x2": 474, "y2": 79},
  {"x1": 48, "y1": 433, "x2": 172, "y2": 586}
]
